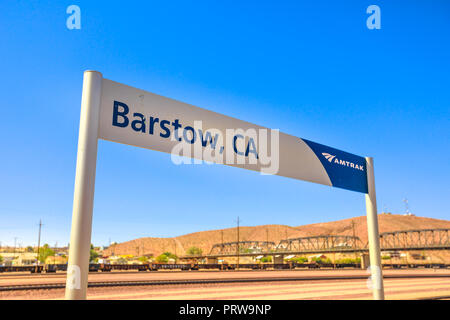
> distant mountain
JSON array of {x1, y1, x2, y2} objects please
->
[{"x1": 102, "y1": 214, "x2": 450, "y2": 257}]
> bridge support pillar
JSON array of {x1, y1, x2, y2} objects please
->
[
  {"x1": 360, "y1": 253, "x2": 370, "y2": 269},
  {"x1": 273, "y1": 255, "x2": 284, "y2": 264},
  {"x1": 207, "y1": 257, "x2": 218, "y2": 264}
]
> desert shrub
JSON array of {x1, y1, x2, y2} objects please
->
[
  {"x1": 260, "y1": 256, "x2": 272, "y2": 263},
  {"x1": 186, "y1": 247, "x2": 203, "y2": 255}
]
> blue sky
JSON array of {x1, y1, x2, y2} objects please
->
[{"x1": 0, "y1": 1, "x2": 449, "y2": 247}]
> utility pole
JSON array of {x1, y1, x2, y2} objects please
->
[
  {"x1": 54, "y1": 242, "x2": 58, "y2": 265},
  {"x1": 36, "y1": 220, "x2": 43, "y2": 267},
  {"x1": 220, "y1": 230, "x2": 224, "y2": 265},
  {"x1": 351, "y1": 220, "x2": 357, "y2": 261},
  {"x1": 236, "y1": 217, "x2": 240, "y2": 269},
  {"x1": 13, "y1": 237, "x2": 17, "y2": 259},
  {"x1": 351, "y1": 220, "x2": 356, "y2": 243},
  {"x1": 174, "y1": 240, "x2": 177, "y2": 262},
  {"x1": 266, "y1": 228, "x2": 269, "y2": 252}
]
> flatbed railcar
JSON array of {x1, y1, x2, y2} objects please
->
[
  {"x1": 1, "y1": 262, "x2": 449, "y2": 274},
  {"x1": 45, "y1": 264, "x2": 67, "y2": 273},
  {"x1": 334, "y1": 263, "x2": 359, "y2": 269},
  {"x1": 0, "y1": 265, "x2": 43, "y2": 273},
  {"x1": 152, "y1": 263, "x2": 192, "y2": 271}
]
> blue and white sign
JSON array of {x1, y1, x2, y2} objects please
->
[{"x1": 98, "y1": 78, "x2": 368, "y2": 194}]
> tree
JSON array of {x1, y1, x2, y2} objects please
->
[
  {"x1": 335, "y1": 258, "x2": 361, "y2": 264},
  {"x1": 186, "y1": 247, "x2": 202, "y2": 255},
  {"x1": 154, "y1": 252, "x2": 177, "y2": 263},
  {"x1": 287, "y1": 256, "x2": 307, "y2": 264},
  {"x1": 163, "y1": 252, "x2": 177, "y2": 260},
  {"x1": 90, "y1": 244, "x2": 99, "y2": 263},
  {"x1": 311, "y1": 257, "x2": 332, "y2": 264},
  {"x1": 0, "y1": 255, "x2": 3, "y2": 264},
  {"x1": 155, "y1": 254, "x2": 168, "y2": 263},
  {"x1": 138, "y1": 256, "x2": 150, "y2": 263},
  {"x1": 38, "y1": 244, "x2": 55, "y2": 263},
  {"x1": 26, "y1": 246, "x2": 34, "y2": 253}
]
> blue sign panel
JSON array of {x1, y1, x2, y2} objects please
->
[{"x1": 302, "y1": 139, "x2": 368, "y2": 194}]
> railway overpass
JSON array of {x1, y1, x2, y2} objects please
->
[{"x1": 179, "y1": 229, "x2": 450, "y2": 263}]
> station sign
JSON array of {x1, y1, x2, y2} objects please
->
[{"x1": 98, "y1": 79, "x2": 368, "y2": 193}]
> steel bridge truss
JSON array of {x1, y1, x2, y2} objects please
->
[
  {"x1": 276, "y1": 235, "x2": 364, "y2": 252},
  {"x1": 380, "y1": 229, "x2": 450, "y2": 250},
  {"x1": 184, "y1": 229, "x2": 450, "y2": 259},
  {"x1": 209, "y1": 241, "x2": 276, "y2": 255}
]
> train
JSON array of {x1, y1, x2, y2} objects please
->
[{"x1": 0, "y1": 262, "x2": 449, "y2": 274}]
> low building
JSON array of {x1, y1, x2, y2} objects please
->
[
  {"x1": 97, "y1": 258, "x2": 110, "y2": 264},
  {"x1": 1, "y1": 252, "x2": 38, "y2": 266},
  {"x1": 45, "y1": 255, "x2": 68, "y2": 264}
]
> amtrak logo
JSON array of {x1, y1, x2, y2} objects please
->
[
  {"x1": 322, "y1": 153, "x2": 336, "y2": 162},
  {"x1": 322, "y1": 153, "x2": 364, "y2": 171}
]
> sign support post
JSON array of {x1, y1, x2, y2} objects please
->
[
  {"x1": 65, "y1": 71, "x2": 102, "y2": 300},
  {"x1": 365, "y1": 157, "x2": 385, "y2": 300}
]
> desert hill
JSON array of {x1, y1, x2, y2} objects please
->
[{"x1": 102, "y1": 214, "x2": 450, "y2": 257}]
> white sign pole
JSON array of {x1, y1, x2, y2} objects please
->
[
  {"x1": 365, "y1": 157, "x2": 385, "y2": 300},
  {"x1": 65, "y1": 71, "x2": 102, "y2": 300}
]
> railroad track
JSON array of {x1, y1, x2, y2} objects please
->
[
  {"x1": 2, "y1": 273, "x2": 450, "y2": 292},
  {"x1": 418, "y1": 295, "x2": 450, "y2": 300}
]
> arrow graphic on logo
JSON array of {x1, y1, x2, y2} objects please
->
[{"x1": 322, "y1": 152, "x2": 336, "y2": 162}]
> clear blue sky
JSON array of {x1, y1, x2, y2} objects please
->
[{"x1": 0, "y1": 1, "x2": 449, "y2": 247}]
